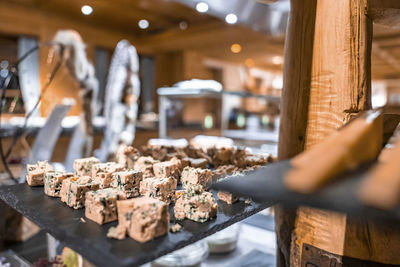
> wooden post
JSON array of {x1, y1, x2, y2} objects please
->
[
  {"x1": 277, "y1": 0, "x2": 400, "y2": 266},
  {"x1": 276, "y1": 0, "x2": 317, "y2": 265}
]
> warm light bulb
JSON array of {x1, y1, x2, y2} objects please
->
[
  {"x1": 230, "y1": 43, "x2": 242, "y2": 54},
  {"x1": 245, "y1": 58, "x2": 255, "y2": 67}
]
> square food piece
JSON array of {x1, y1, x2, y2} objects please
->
[
  {"x1": 116, "y1": 145, "x2": 141, "y2": 169},
  {"x1": 127, "y1": 197, "x2": 169, "y2": 243},
  {"x1": 133, "y1": 156, "x2": 159, "y2": 178},
  {"x1": 44, "y1": 171, "x2": 74, "y2": 197},
  {"x1": 153, "y1": 160, "x2": 180, "y2": 179},
  {"x1": 92, "y1": 162, "x2": 125, "y2": 188},
  {"x1": 73, "y1": 157, "x2": 100, "y2": 177},
  {"x1": 60, "y1": 176, "x2": 100, "y2": 209},
  {"x1": 217, "y1": 191, "x2": 239, "y2": 204},
  {"x1": 181, "y1": 167, "x2": 212, "y2": 189},
  {"x1": 174, "y1": 189, "x2": 218, "y2": 222},
  {"x1": 188, "y1": 158, "x2": 207, "y2": 169},
  {"x1": 26, "y1": 161, "x2": 53, "y2": 186},
  {"x1": 85, "y1": 188, "x2": 127, "y2": 225},
  {"x1": 111, "y1": 170, "x2": 143, "y2": 198},
  {"x1": 140, "y1": 177, "x2": 177, "y2": 205}
]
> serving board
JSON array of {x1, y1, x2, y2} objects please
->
[
  {"x1": 212, "y1": 160, "x2": 400, "y2": 223},
  {"x1": 0, "y1": 183, "x2": 274, "y2": 267}
]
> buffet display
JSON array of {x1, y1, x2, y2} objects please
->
[{"x1": 24, "y1": 137, "x2": 273, "y2": 245}]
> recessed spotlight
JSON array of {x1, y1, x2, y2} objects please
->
[
  {"x1": 81, "y1": 5, "x2": 93, "y2": 15},
  {"x1": 196, "y1": 2, "x2": 209, "y2": 13},
  {"x1": 138, "y1": 19, "x2": 149, "y2": 29},
  {"x1": 245, "y1": 58, "x2": 255, "y2": 67},
  {"x1": 272, "y1": 56, "x2": 283, "y2": 65},
  {"x1": 179, "y1": 21, "x2": 188, "y2": 30},
  {"x1": 225, "y1": 13, "x2": 238, "y2": 24},
  {"x1": 230, "y1": 43, "x2": 242, "y2": 54}
]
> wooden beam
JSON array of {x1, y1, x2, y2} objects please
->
[
  {"x1": 369, "y1": 0, "x2": 400, "y2": 27},
  {"x1": 136, "y1": 23, "x2": 283, "y2": 52}
]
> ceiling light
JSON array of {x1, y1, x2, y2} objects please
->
[
  {"x1": 225, "y1": 13, "x2": 238, "y2": 24},
  {"x1": 196, "y1": 2, "x2": 209, "y2": 13},
  {"x1": 138, "y1": 19, "x2": 149, "y2": 29},
  {"x1": 245, "y1": 58, "x2": 255, "y2": 67},
  {"x1": 81, "y1": 5, "x2": 93, "y2": 15},
  {"x1": 230, "y1": 43, "x2": 242, "y2": 54},
  {"x1": 179, "y1": 21, "x2": 188, "y2": 30},
  {"x1": 272, "y1": 56, "x2": 283, "y2": 65}
]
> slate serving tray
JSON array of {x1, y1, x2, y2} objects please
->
[
  {"x1": 0, "y1": 184, "x2": 274, "y2": 267},
  {"x1": 212, "y1": 160, "x2": 400, "y2": 223}
]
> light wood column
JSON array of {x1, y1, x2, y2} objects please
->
[
  {"x1": 277, "y1": 0, "x2": 400, "y2": 266},
  {"x1": 293, "y1": 0, "x2": 372, "y2": 262},
  {"x1": 276, "y1": 0, "x2": 317, "y2": 266}
]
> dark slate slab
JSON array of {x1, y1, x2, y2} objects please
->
[
  {"x1": 212, "y1": 160, "x2": 400, "y2": 223},
  {"x1": 0, "y1": 184, "x2": 273, "y2": 267}
]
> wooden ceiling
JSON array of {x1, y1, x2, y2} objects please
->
[{"x1": 0, "y1": 0, "x2": 400, "y2": 78}]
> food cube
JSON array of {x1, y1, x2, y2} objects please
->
[
  {"x1": 110, "y1": 170, "x2": 143, "y2": 198},
  {"x1": 188, "y1": 158, "x2": 207, "y2": 169},
  {"x1": 153, "y1": 161, "x2": 180, "y2": 179},
  {"x1": 73, "y1": 157, "x2": 100, "y2": 177},
  {"x1": 181, "y1": 167, "x2": 212, "y2": 189},
  {"x1": 44, "y1": 171, "x2": 74, "y2": 197},
  {"x1": 26, "y1": 161, "x2": 53, "y2": 186},
  {"x1": 60, "y1": 176, "x2": 99, "y2": 209},
  {"x1": 211, "y1": 147, "x2": 234, "y2": 167},
  {"x1": 174, "y1": 190, "x2": 218, "y2": 222},
  {"x1": 140, "y1": 177, "x2": 177, "y2": 205},
  {"x1": 92, "y1": 162, "x2": 125, "y2": 188},
  {"x1": 127, "y1": 197, "x2": 169, "y2": 243},
  {"x1": 217, "y1": 191, "x2": 239, "y2": 204},
  {"x1": 133, "y1": 156, "x2": 159, "y2": 178},
  {"x1": 116, "y1": 198, "x2": 136, "y2": 232},
  {"x1": 85, "y1": 188, "x2": 127, "y2": 224},
  {"x1": 116, "y1": 145, "x2": 141, "y2": 169}
]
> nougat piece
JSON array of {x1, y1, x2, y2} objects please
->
[
  {"x1": 218, "y1": 191, "x2": 239, "y2": 204},
  {"x1": 92, "y1": 162, "x2": 125, "y2": 188},
  {"x1": 116, "y1": 145, "x2": 141, "y2": 169},
  {"x1": 209, "y1": 147, "x2": 234, "y2": 167},
  {"x1": 73, "y1": 157, "x2": 100, "y2": 177},
  {"x1": 212, "y1": 165, "x2": 237, "y2": 177},
  {"x1": 126, "y1": 197, "x2": 169, "y2": 243},
  {"x1": 174, "y1": 191, "x2": 218, "y2": 222},
  {"x1": 153, "y1": 160, "x2": 180, "y2": 179},
  {"x1": 26, "y1": 161, "x2": 53, "y2": 186},
  {"x1": 60, "y1": 176, "x2": 99, "y2": 209},
  {"x1": 188, "y1": 158, "x2": 207, "y2": 169},
  {"x1": 107, "y1": 224, "x2": 127, "y2": 240},
  {"x1": 180, "y1": 157, "x2": 191, "y2": 169},
  {"x1": 85, "y1": 188, "x2": 126, "y2": 224},
  {"x1": 44, "y1": 171, "x2": 74, "y2": 197},
  {"x1": 243, "y1": 154, "x2": 270, "y2": 167},
  {"x1": 133, "y1": 156, "x2": 159, "y2": 178},
  {"x1": 140, "y1": 177, "x2": 177, "y2": 205},
  {"x1": 181, "y1": 167, "x2": 212, "y2": 189},
  {"x1": 111, "y1": 170, "x2": 143, "y2": 198}
]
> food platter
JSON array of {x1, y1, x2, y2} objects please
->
[{"x1": 0, "y1": 183, "x2": 274, "y2": 267}]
